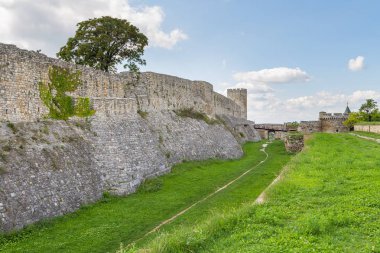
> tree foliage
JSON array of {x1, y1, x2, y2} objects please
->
[
  {"x1": 343, "y1": 112, "x2": 363, "y2": 128},
  {"x1": 39, "y1": 66, "x2": 95, "y2": 120},
  {"x1": 57, "y1": 16, "x2": 148, "y2": 73},
  {"x1": 344, "y1": 99, "x2": 380, "y2": 127},
  {"x1": 359, "y1": 99, "x2": 378, "y2": 122}
]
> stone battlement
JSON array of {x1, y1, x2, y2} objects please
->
[
  {"x1": 299, "y1": 110, "x2": 349, "y2": 133},
  {"x1": 319, "y1": 111, "x2": 348, "y2": 120},
  {"x1": 319, "y1": 115, "x2": 347, "y2": 120},
  {"x1": 0, "y1": 43, "x2": 247, "y2": 122}
]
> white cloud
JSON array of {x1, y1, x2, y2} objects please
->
[
  {"x1": 247, "y1": 90, "x2": 380, "y2": 123},
  {"x1": 0, "y1": 0, "x2": 187, "y2": 56},
  {"x1": 233, "y1": 67, "x2": 310, "y2": 84},
  {"x1": 348, "y1": 90, "x2": 380, "y2": 102},
  {"x1": 230, "y1": 67, "x2": 310, "y2": 97},
  {"x1": 231, "y1": 82, "x2": 274, "y2": 94},
  {"x1": 285, "y1": 91, "x2": 347, "y2": 109},
  {"x1": 348, "y1": 56, "x2": 365, "y2": 71}
]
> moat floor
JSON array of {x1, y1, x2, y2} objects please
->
[
  {"x1": 0, "y1": 141, "x2": 292, "y2": 253},
  {"x1": 136, "y1": 133, "x2": 380, "y2": 253}
]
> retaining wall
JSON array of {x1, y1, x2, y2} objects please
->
[{"x1": 354, "y1": 124, "x2": 380, "y2": 134}]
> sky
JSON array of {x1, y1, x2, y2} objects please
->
[{"x1": 1, "y1": 0, "x2": 380, "y2": 123}]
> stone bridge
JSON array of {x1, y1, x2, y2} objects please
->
[{"x1": 254, "y1": 124, "x2": 288, "y2": 139}]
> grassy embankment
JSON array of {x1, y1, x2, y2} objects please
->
[
  {"x1": 355, "y1": 121, "x2": 380, "y2": 125},
  {"x1": 135, "y1": 133, "x2": 380, "y2": 253},
  {"x1": 354, "y1": 131, "x2": 380, "y2": 139},
  {"x1": 0, "y1": 141, "x2": 293, "y2": 253}
]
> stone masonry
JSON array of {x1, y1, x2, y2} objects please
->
[
  {"x1": 0, "y1": 43, "x2": 260, "y2": 232},
  {"x1": 0, "y1": 43, "x2": 246, "y2": 123},
  {"x1": 298, "y1": 110, "x2": 349, "y2": 134}
]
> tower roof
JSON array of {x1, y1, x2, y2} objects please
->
[{"x1": 344, "y1": 104, "x2": 351, "y2": 114}]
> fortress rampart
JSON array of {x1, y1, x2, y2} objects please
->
[
  {"x1": 298, "y1": 111, "x2": 349, "y2": 133},
  {"x1": 0, "y1": 43, "x2": 258, "y2": 232},
  {"x1": 0, "y1": 43, "x2": 246, "y2": 123}
]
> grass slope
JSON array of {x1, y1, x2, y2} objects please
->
[
  {"x1": 0, "y1": 141, "x2": 292, "y2": 253},
  {"x1": 139, "y1": 133, "x2": 380, "y2": 253},
  {"x1": 354, "y1": 131, "x2": 380, "y2": 139},
  {"x1": 356, "y1": 122, "x2": 380, "y2": 125}
]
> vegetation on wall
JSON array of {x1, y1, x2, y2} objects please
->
[
  {"x1": 174, "y1": 108, "x2": 219, "y2": 125},
  {"x1": 287, "y1": 131, "x2": 304, "y2": 139},
  {"x1": 137, "y1": 110, "x2": 148, "y2": 119},
  {"x1": 39, "y1": 66, "x2": 95, "y2": 120},
  {"x1": 285, "y1": 121, "x2": 300, "y2": 130}
]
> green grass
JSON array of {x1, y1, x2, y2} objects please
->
[
  {"x1": 137, "y1": 133, "x2": 380, "y2": 253},
  {"x1": 0, "y1": 141, "x2": 292, "y2": 253},
  {"x1": 354, "y1": 131, "x2": 380, "y2": 139},
  {"x1": 356, "y1": 121, "x2": 380, "y2": 125}
]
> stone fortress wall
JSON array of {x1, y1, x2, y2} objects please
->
[
  {"x1": 0, "y1": 43, "x2": 245, "y2": 123},
  {"x1": 0, "y1": 43, "x2": 259, "y2": 232},
  {"x1": 319, "y1": 112, "x2": 349, "y2": 133},
  {"x1": 298, "y1": 111, "x2": 349, "y2": 133}
]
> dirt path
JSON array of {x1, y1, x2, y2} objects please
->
[
  {"x1": 255, "y1": 164, "x2": 289, "y2": 204},
  {"x1": 128, "y1": 142, "x2": 271, "y2": 247},
  {"x1": 350, "y1": 133, "x2": 380, "y2": 143}
]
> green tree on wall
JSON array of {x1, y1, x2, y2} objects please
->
[
  {"x1": 39, "y1": 66, "x2": 95, "y2": 120},
  {"x1": 57, "y1": 16, "x2": 148, "y2": 73}
]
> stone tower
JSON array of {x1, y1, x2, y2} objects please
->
[{"x1": 227, "y1": 88, "x2": 247, "y2": 119}]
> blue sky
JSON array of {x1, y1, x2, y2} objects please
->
[{"x1": 1, "y1": 0, "x2": 379, "y2": 122}]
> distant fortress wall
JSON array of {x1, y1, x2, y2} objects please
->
[
  {"x1": 298, "y1": 111, "x2": 349, "y2": 133},
  {"x1": 0, "y1": 43, "x2": 246, "y2": 122}
]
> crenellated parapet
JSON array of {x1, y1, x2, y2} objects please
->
[
  {"x1": 319, "y1": 112, "x2": 348, "y2": 120},
  {"x1": 297, "y1": 111, "x2": 349, "y2": 133}
]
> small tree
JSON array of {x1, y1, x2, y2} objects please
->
[
  {"x1": 343, "y1": 112, "x2": 363, "y2": 128},
  {"x1": 57, "y1": 16, "x2": 148, "y2": 73},
  {"x1": 359, "y1": 99, "x2": 378, "y2": 122},
  {"x1": 39, "y1": 66, "x2": 95, "y2": 120}
]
